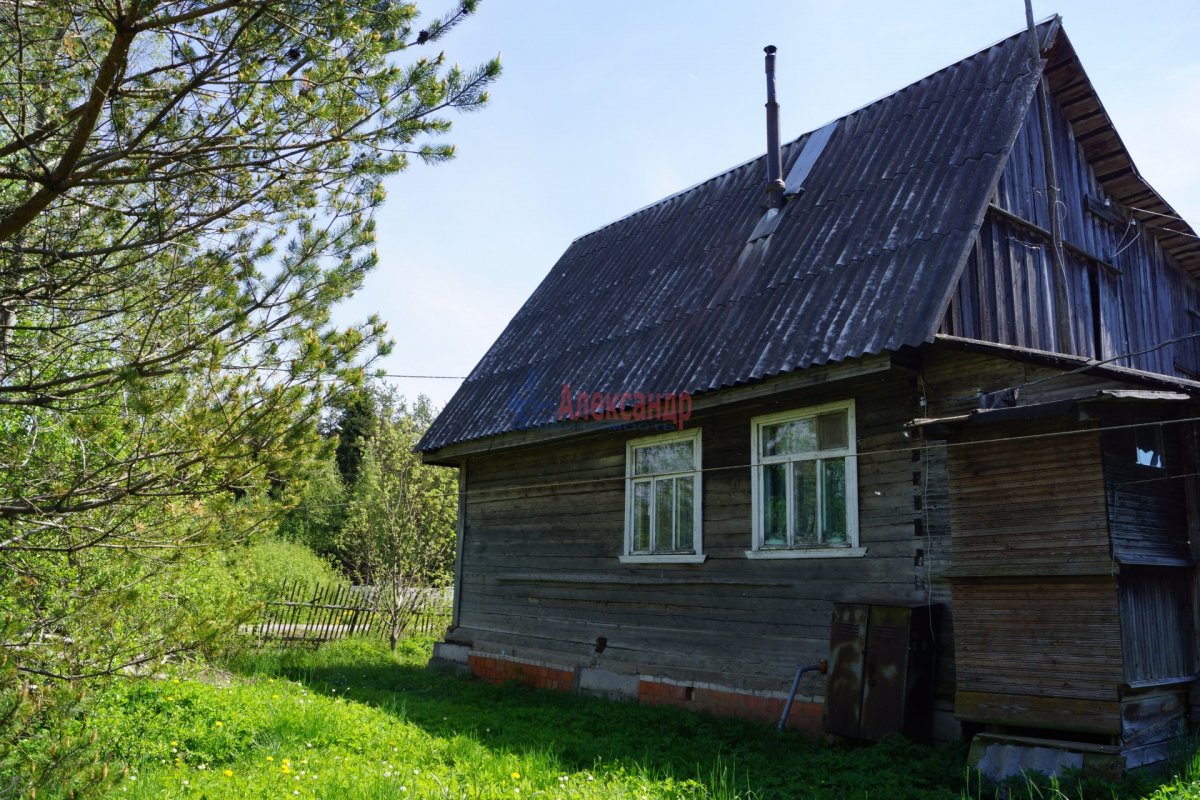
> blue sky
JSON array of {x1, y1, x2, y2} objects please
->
[{"x1": 343, "y1": 0, "x2": 1200, "y2": 407}]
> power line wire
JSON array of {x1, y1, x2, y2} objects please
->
[
  {"x1": 1140, "y1": 221, "x2": 1200, "y2": 241},
  {"x1": 1014, "y1": 330, "x2": 1200, "y2": 393},
  {"x1": 376, "y1": 373, "x2": 466, "y2": 380},
  {"x1": 291, "y1": 414, "x2": 1200, "y2": 504},
  {"x1": 940, "y1": 328, "x2": 1200, "y2": 404},
  {"x1": 1128, "y1": 206, "x2": 1192, "y2": 226},
  {"x1": 207, "y1": 364, "x2": 468, "y2": 380}
]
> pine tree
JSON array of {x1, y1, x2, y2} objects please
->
[{"x1": 0, "y1": 2, "x2": 498, "y2": 795}]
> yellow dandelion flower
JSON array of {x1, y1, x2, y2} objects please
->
[
  {"x1": 214, "y1": 721, "x2": 223, "y2": 728},
  {"x1": 166, "y1": 695, "x2": 174, "y2": 701},
  {"x1": 223, "y1": 770, "x2": 233, "y2": 777},
  {"x1": 171, "y1": 741, "x2": 177, "y2": 747},
  {"x1": 266, "y1": 756, "x2": 274, "y2": 762},
  {"x1": 511, "y1": 771, "x2": 521, "y2": 780}
]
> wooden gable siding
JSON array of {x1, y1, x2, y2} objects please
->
[
  {"x1": 941, "y1": 76, "x2": 1200, "y2": 377},
  {"x1": 452, "y1": 368, "x2": 952, "y2": 700}
]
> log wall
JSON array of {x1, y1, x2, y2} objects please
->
[
  {"x1": 452, "y1": 366, "x2": 954, "y2": 724},
  {"x1": 446, "y1": 343, "x2": 1198, "y2": 754}
]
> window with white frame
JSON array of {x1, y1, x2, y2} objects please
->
[
  {"x1": 622, "y1": 429, "x2": 704, "y2": 563},
  {"x1": 749, "y1": 401, "x2": 862, "y2": 558}
]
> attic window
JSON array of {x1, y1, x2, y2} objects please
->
[{"x1": 1134, "y1": 425, "x2": 1165, "y2": 469}]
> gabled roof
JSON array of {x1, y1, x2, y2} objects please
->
[
  {"x1": 418, "y1": 19, "x2": 1191, "y2": 454},
  {"x1": 1042, "y1": 34, "x2": 1200, "y2": 273}
]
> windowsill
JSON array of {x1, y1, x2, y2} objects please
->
[
  {"x1": 744, "y1": 546, "x2": 867, "y2": 560},
  {"x1": 1123, "y1": 674, "x2": 1196, "y2": 691},
  {"x1": 619, "y1": 553, "x2": 708, "y2": 564}
]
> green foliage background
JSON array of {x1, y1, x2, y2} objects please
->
[
  {"x1": 0, "y1": 1, "x2": 494, "y2": 796},
  {"x1": 279, "y1": 387, "x2": 457, "y2": 587}
]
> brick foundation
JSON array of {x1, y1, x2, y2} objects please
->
[
  {"x1": 640, "y1": 678, "x2": 823, "y2": 733},
  {"x1": 468, "y1": 653, "x2": 575, "y2": 692},
  {"x1": 465, "y1": 652, "x2": 822, "y2": 733}
]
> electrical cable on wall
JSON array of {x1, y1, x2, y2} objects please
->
[{"x1": 1014, "y1": 329, "x2": 1200, "y2": 394}]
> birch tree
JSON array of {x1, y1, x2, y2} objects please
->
[{"x1": 339, "y1": 392, "x2": 456, "y2": 651}]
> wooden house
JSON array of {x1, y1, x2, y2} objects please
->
[{"x1": 419, "y1": 18, "x2": 1200, "y2": 775}]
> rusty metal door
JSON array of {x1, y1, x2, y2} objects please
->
[
  {"x1": 824, "y1": 603, "x2": 869, "y2": 737},
  {"x1": 824, "y1": 601, "x2": 939, "y2": 741},
  {"x1": 859, "y1": 604, "x2": 912, "y2": 740}
]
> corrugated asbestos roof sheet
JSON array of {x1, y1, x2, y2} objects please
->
[{"x1": 418, "y1": 24, "x2": 1052, "y2": 453}]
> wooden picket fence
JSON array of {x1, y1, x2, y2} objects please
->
[{"x1": 251, "y1": 579, "x2": 451, "y2": 645}]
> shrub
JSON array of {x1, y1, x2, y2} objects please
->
[{"x1": 243, "y1": 538, "x2": 347, "y2": 601}]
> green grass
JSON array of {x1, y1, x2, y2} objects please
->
[{"x1": 82, "y1": 637, "x2": 1200, "y2": 800}]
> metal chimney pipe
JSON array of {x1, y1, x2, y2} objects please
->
[{"x1": 764, "y1": 45, "x2": 785, "y2": 209}]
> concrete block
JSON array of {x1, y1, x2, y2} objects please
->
[
  {"x1": 930, "y1": 708, "x2": 962, "y2": 744},
  {"x1": 579, "y1": 667, "x2": 639, "y2": 701},
  {"x1": 973, "y1": 740, "x2": 1084, "y2": 782},
  {"x1": 428, "y1": 642, "x2": 472, "y2": 675},
  {"x1": 432, "y1": 642, "x2": 471, "y2": 664}
]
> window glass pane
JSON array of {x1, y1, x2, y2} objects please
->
[
  {"x1": 793, "y1": 460, "x2": 818, "y2": 544},
  {"x1": 1134, "y1": 426, "x2": 1165, "y2": 469},
  {"x1": 675, "y1": 477, "x2": 694, "y2": 551},
  {"x1": 761, "y1": 418, "x2": 817, "y2": 457},
  {"x1": 632, "y1": 481, "x2": 651, "y2": 552},
  {"x1": 1135, "y1": 447, "x2": 1163, "y2": 468},
  {"x1": 634, "y1": 440, "x2": 694, "y2": 475},
  {"x1": 654, "y1": 480, "x2": 675, "y2": 551},
  {"x1": 817, "y1": 410, "x2": 849, "y2": 451},
  {"x1": 762, "y1": 463, "x2": 788, "y2": 545},
  {"x1": 822, "y1": 458, "x2": 848, "y2": 544}
]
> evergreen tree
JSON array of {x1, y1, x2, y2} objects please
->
[{"x1": 0, "y1": 2, "x2": 497, "y2": 795}]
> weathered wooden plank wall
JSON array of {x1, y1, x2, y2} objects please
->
[
  {"x1": 1103, "y1": 425, "x2": 1190, "y2": 566},
  {"x1": 947, "y1": 428, "x2": 1112, "y2": 577},
  {"x1": 924, "y1": 346, "x2": 1198, "y2": 754},
  {"x1": 1101, "y1": 419, "x2": 1194, "y2": 690},
  {"x1": 942, "y1": 77, "x2": 1200, "y2": 377},
  {"x1": 919, "y1": 346, "x2": 1156, "y2": 418},
  {"x1": 453, "y1": 367, "x2": 950, "y2": 706},
  {"x1": 1119, "y1": 569, "x2": 1192, "y2": 685},
  {"x1": 945, "y1": 421, "x2": 1124, "y2": 735}
]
